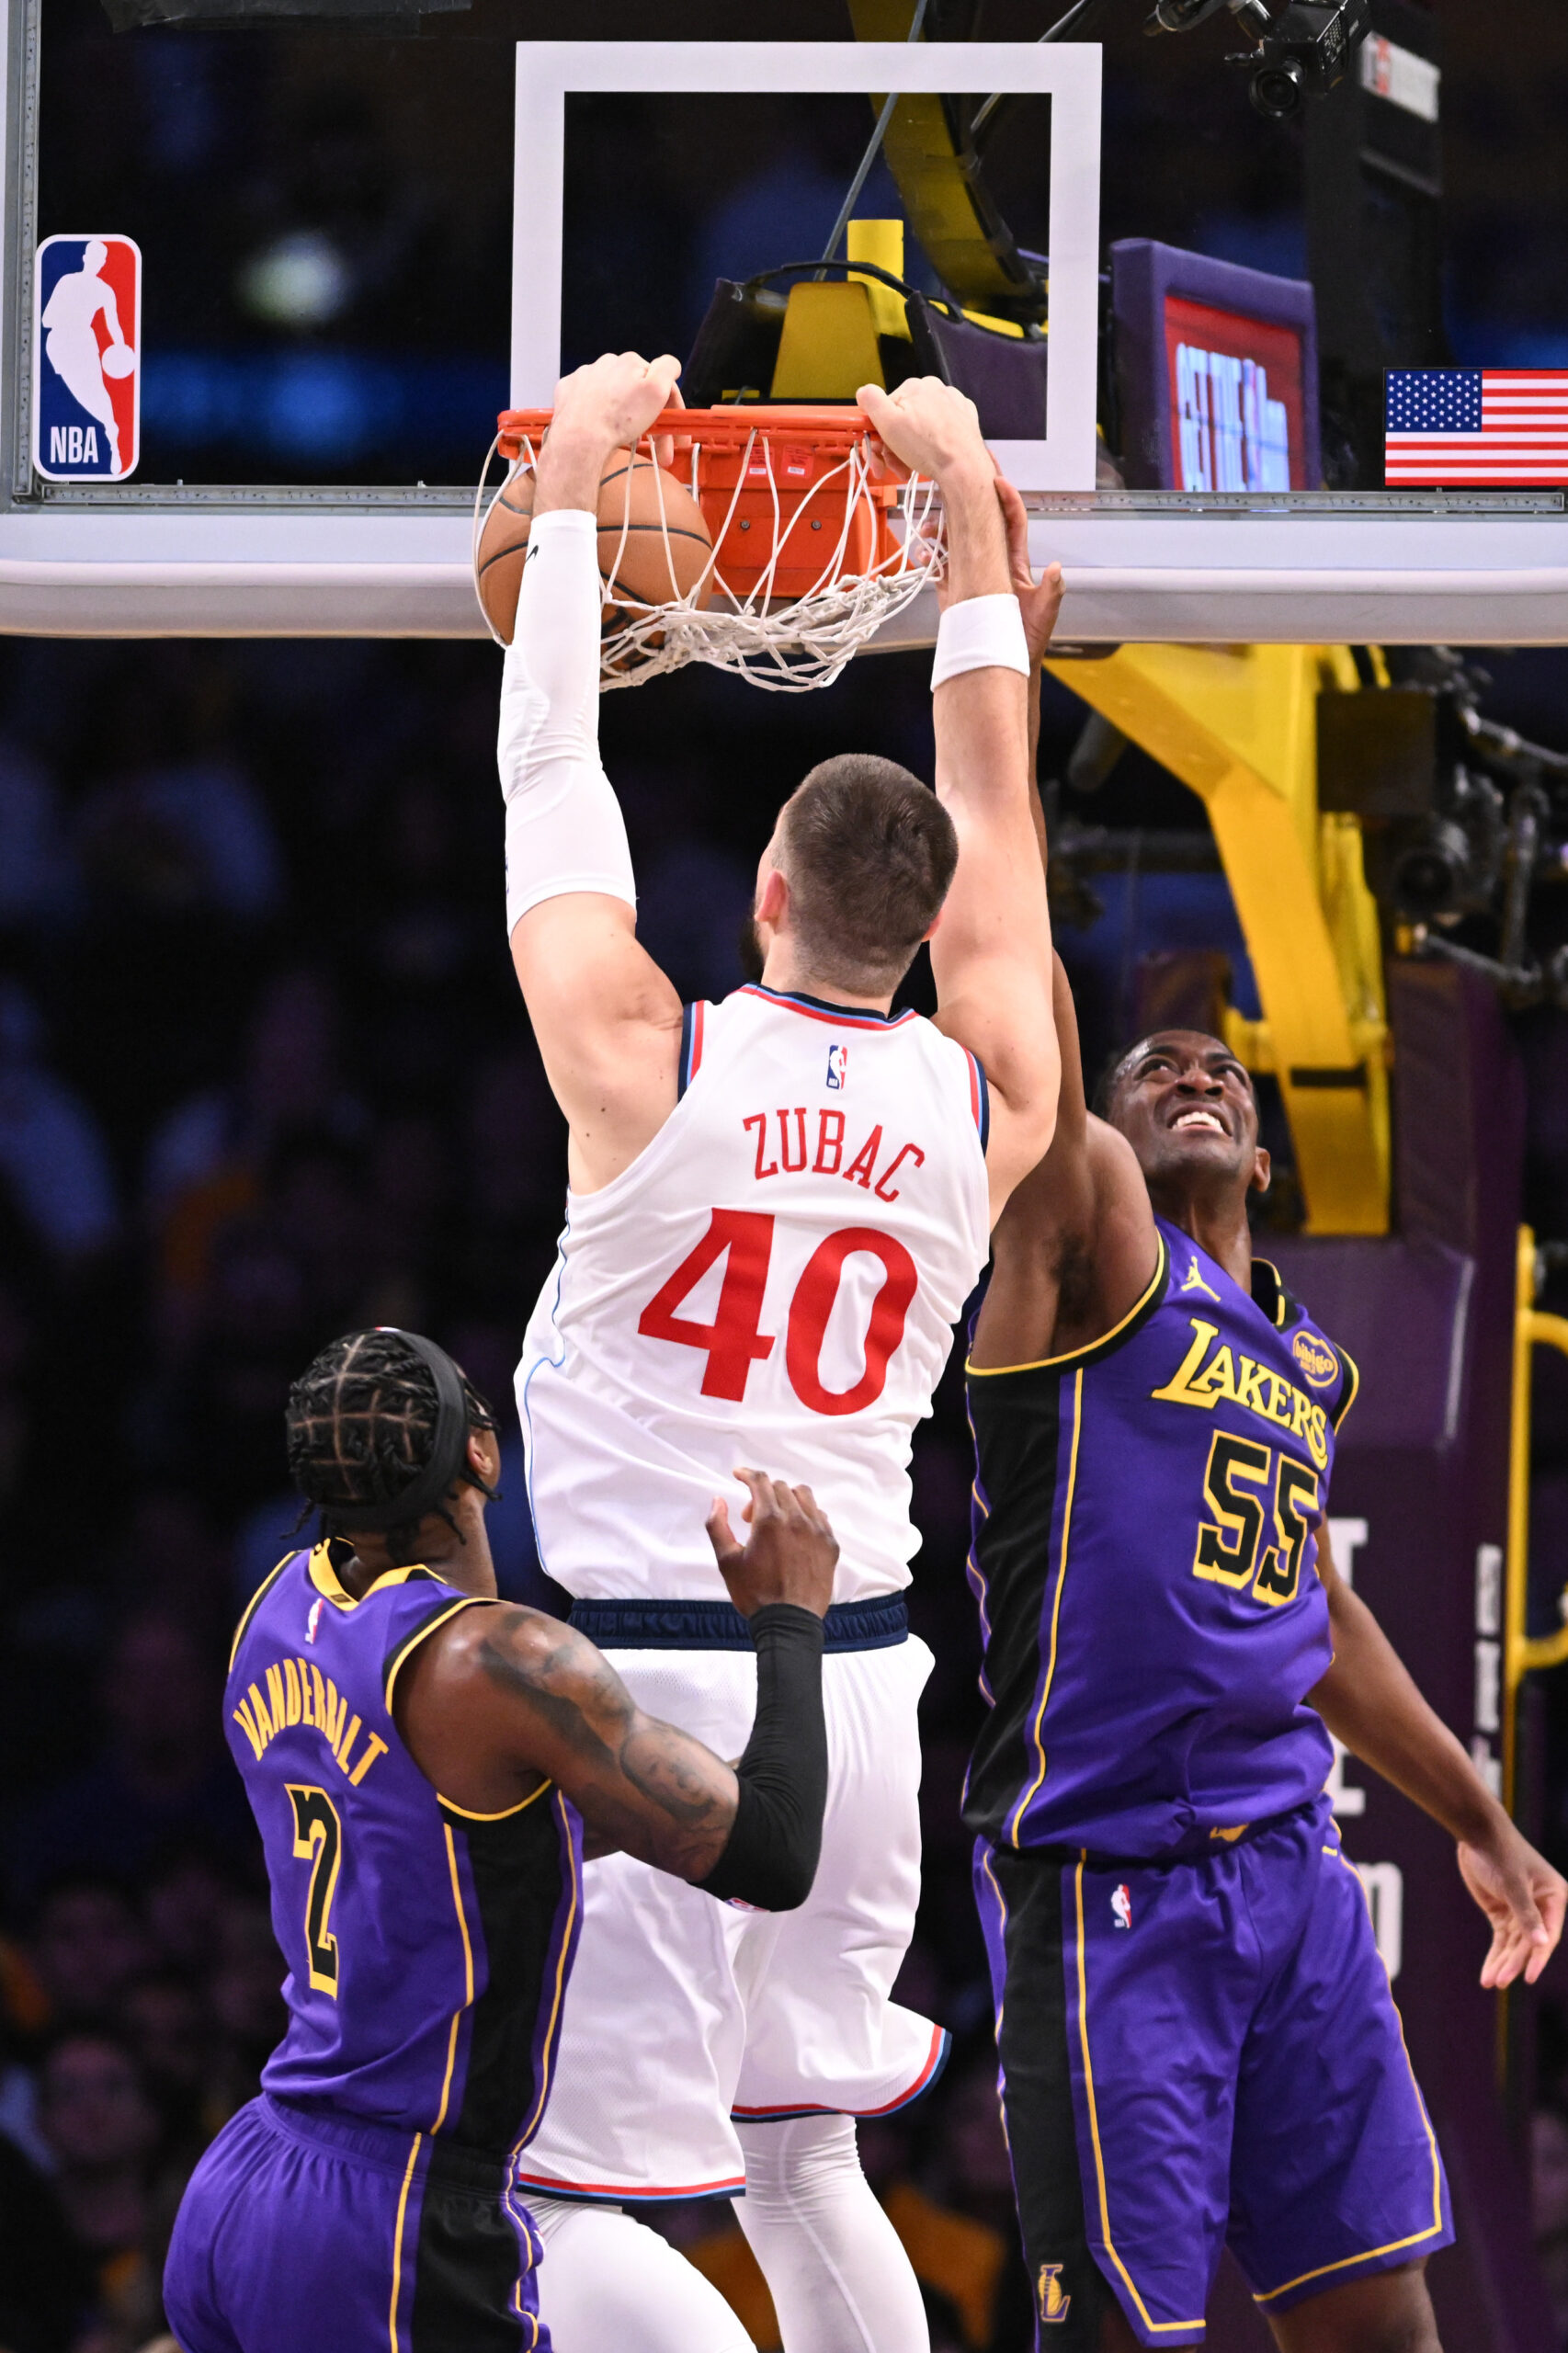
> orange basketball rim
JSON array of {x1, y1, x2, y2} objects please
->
[{"x1": 478, "y1": 404, "x2": 945, "y2": 692}]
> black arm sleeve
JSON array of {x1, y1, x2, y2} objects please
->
[{"x1": 698, "y1": 1604, "x2": 827, "y2": 1911}]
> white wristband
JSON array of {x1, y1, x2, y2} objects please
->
[{"x1": 930, "y1": 592, "x2": 1031, "y2": 689}]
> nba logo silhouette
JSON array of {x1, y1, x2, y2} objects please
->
[
  {"x1": 33, "y1": 235, "x2": 141, "y2": 482},
  {"x1": 826, "y1": 1045, "x2": 848, "y2": 1091}
]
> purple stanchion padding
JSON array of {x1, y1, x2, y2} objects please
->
[
  {"x1": 1108, "y1": 237, "x2": 1322, "y2": 491},
  {"x1": 1260, "y1": 964, "x2": 1554, "y2": 2352}
]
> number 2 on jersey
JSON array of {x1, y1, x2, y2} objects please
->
[
  {"x1": 287, "y1": 1784, "x2": 343, "y2": 1995},
  {"x1": 637, "y1": 1209, "x2": 917, "y2": 1415}
]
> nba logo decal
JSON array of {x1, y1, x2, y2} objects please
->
[
  {"x1": 33, "y1": 235, "x2": 141, "y2": 482},
  {"x1": 1111, "y1": 1882, "x2": 1132, "y2": 1929},
  {"x1": 1038, "y1": 2265, "x2": 1072, "y2": 2324},
  {"x1": 306, "y1": 1597, "x2": 324, "y2": 1645},
  {"x1": 826, "y1": 1044, "x2": 848, "y2": 1091}
]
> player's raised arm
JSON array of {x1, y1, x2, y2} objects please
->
[
  {"x1": 398, "y1": 1472, "x2": 835, "y2": 1907},
  {"x1": 858, "y1": 379, "x2": 1059, "y2": 1225},
  {"x1": 969, "y1": 494, "x2": 1159, "y2": 1365},
  {"x1": 498, "y1": 350, "x2": 687, "y2": 1192}
]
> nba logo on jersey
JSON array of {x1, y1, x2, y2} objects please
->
[
  {"x1": 33, "y1": 235, "x2": 141, "y2": 482},
  {"x1": 1112, "y1": 1883, "x2": 1132, "y2": 1929},
  {"x1": 825, "y1": 1043, "x2": 848, "y2": 1090}
]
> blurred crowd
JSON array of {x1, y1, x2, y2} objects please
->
[{"x1": 3, "y1": 620, "x2": 1568, "y2": 2348}]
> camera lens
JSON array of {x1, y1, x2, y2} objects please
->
[
  {"x1": 1387, "y1": 818, "x2": 1475, "y2": 920},
  {"x1": 1249, "y1": 59, "x2": 1304, "y2": 116}
]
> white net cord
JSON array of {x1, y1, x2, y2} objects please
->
[{"x1": 473, "y1": 425, "x2": 946, "y2": 693}]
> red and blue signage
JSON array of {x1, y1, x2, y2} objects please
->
[{"x1": 32, "y1": 233, "x2": 141, "y2": 482}]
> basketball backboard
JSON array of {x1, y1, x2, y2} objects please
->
[{"x1": 0, "y1": 0, "x2": 1562, "y2": 645}]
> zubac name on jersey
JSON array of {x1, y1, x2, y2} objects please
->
[
  {"x1": 742, "y1": 1102, "x2": 929, "y2": 1202},
  {"x1": 964, "y1": 1219, "x2": 1358, "y2": 1859},
  {"x1": 520, "y1": 983, "x2": 992, "y2": 1605}
]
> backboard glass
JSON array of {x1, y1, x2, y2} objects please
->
[
  {"x1": 0, "y1": 0, "x2": 1562, "y2": 645},
  {"x1": 512, "y1": 42, "x2": 1101, "y2": 494}
]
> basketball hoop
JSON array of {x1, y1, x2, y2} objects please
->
[{"x1": 473, "y1": 406, "x2": 944, "y2": 692}]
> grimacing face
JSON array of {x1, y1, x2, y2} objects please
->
[{"x1": 1108, "y1": 1030, "x2": 1269, "y2": 1199}]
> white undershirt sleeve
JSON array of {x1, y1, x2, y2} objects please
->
[{"x1": 496, "y1": 506, "x2": 637, "y2": 938}]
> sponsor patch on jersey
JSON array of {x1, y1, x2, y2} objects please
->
[
  {"x1": 825, "y1": 1043, "x2": 847, "y2": 1090},
  {"x1": 1292, "y1": 1329, "x2": 1339, "y2": 1388}
]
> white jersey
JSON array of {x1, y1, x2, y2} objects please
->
[{"x1": 518, "y1": 980, "x2": 991, "y2": 1604}]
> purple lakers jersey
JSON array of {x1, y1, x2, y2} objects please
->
[
  {"x1": 964, "y1": 1218, "x2": 1358, "y2": 1858},
  {"x1": 226, "y1": 1545, "x2": 582, "y2": 2154}
]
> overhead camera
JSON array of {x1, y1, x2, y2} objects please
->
[
  {"x1": 1361, "y1": 779, "x2": 1505, "y2": 926},
  {"x1": 1318, "y1": 651, "x2": 1568, "y2": 1011},
  {"x1": 1230, "y1": 0, "x2": 1370, "y2": 116},
  {"x1": 1144, "y1": 0, "x2": 1370, "y2": 118}
]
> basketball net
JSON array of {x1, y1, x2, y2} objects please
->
[{"x1": 474, "y1": 408, "x2": 945, "y2": 693}]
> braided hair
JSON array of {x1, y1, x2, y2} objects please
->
[{"x1": 285, "y1": 1329, "x2": 497, "y2": 1566}]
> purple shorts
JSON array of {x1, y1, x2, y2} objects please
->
[
  {"x1": 973, "y1": 1798, "x2": 1452, "y2": 2347},
  {"x1": 165, "y1": 2095, "x2": 548, "y2": 2353}
]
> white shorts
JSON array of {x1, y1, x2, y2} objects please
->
[{"x1": 516, "y1": 1632, "x2": 947, "y2": 2200}]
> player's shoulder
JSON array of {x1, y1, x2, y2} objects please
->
[
  {"x1": 710, "y1": 983, "x2": 979, "y2": 1097},
  {"x1": 714, "y1": 982, "x2": 926, "y2": 1035},
  {"x1": 1250, "y1": 1257, "x2": 1358, "y2": 1428},
  {"x1": 411, "y1": 1599, "x2": 594, "y2": 1695},
  {"x1": 227, "y1": 1545, "x2": 308, "y2": 1671}
]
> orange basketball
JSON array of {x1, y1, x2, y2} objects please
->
[{"x1": 476, "y1": 450, "x2": 714, "y2": 645}]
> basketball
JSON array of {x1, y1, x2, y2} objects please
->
[
  {"x1": 100, "y1": 342, "x2": 136, "y2": 378},
  {"x1": 476, "y1": 449, "x2": 713, "y2": 645}
]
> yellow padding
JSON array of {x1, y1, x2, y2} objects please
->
[
  {"x1": 847, "y1": 219, "x2": 911, "y2": 340},
  {"x1": 959, "y1": 305, "x2": 1028, "y2": 339},
  {"x1": 770, "y1": 281, "x2": 885, "y2": 401}
]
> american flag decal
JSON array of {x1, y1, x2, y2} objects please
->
[{"x1": 1385, "y1": 370, "x2": 1568, "y2": 484}]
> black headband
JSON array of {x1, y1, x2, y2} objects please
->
[{"x1": 318, "y1": 1328, "x2": 472, "y2": 1538}]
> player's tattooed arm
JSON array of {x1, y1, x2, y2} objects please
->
[
  {"x1": 398, "y1": 1471, "x2": 835, "y2": 1891},
  {"x1": 473, "y1": 1616, "x2": 744, "y2": 1875}
]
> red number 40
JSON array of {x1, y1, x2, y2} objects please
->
[{"x1": 636, "y1": 1209, "x2": 917, "y2": 1417}]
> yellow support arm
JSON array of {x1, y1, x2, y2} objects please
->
[{"x1": 1043, "y1": 642, "x2": 1390, "y2": 1234}]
